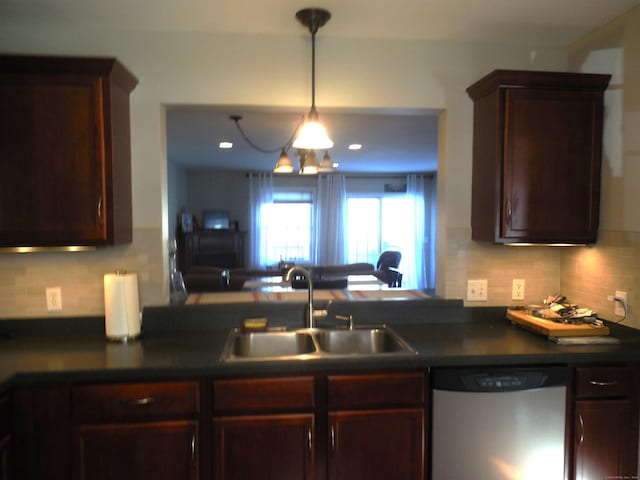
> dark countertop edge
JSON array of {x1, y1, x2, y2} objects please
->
[{"x1": 4, "y1": 345, "x2": 639, "y2": 391}]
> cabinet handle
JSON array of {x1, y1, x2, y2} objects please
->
[
  {"x1": 308, "y1": 427, "x2": 312, "y2": 454},
  {"x1": 505, "y1": 199, "x2": 512, "y2": 227},
  {"x1": 577, "y1": 413, "x2": 584, "y2": 446},
  {"x1": 588, "y1": 379, "x2": 617, "y2": 387},
  {"x1": 128, "y1": 396, "x2": 155, "y2": 406},
  {"x1": 97, "y1": 195, "x2": 103, "y2": 224},
  {"x1": 330, "y1": 425, "x2": 335, "y2": 451},
  {"x1": 191, "y1": 433, "x2": 196, "y2": 463}
]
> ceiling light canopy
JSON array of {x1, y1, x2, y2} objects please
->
[{"x1": 228, "y1": 7, "x2": 335, "y2": 174}]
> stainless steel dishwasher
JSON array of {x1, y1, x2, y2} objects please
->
[{"x1": 431, "y1": 366, "x2": 567, "y2": 480}]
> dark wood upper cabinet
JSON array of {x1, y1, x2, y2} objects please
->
[
  {"x1": 466, "y1": 70, "x2": 610, "y2": 244},
  {"x1": 0, "y1": 54, "x2": 137, "y2": 247}
]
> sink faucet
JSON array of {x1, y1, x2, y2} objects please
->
[{"x1": 285, "y1": 266, "x2": 323, "y2": 328}]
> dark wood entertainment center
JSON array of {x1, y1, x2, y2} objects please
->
[{"x1": 179, "y1": 230, "x2": 246, "y2": 272}]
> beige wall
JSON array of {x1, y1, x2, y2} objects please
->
[
  {"x1": 0, "y1": 16, "x2": 577, "y2": 318},
  {"x1": 562, "y1": 6, "x2": 640, "y2": 328}
]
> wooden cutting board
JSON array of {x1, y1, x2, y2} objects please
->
[{"x1": 506, "y1": 309, "x2": 610, "y2": 338}]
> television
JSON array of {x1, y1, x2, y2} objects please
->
[{"x1": 202, "y1": 209, "x2": 230, "y2": 230}]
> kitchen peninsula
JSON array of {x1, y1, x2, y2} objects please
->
[{"x1": 1, "y1": 300, "x2": 639, "y2": 480}]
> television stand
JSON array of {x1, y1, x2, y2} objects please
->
[{"x1": 180, "y1": 230, "x2": 246, "y2": 272}]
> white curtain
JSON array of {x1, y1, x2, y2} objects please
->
[
  {"x1": 424, "y1": 174, "x2": 437, "y2": 290},
  {"x1": 406, "y1": 174, "x2": 427, "y2": 289},
  {"x1": 315, "y1": 174, "x2": 346, "y2": 265},
  {"x1": 248, "y1": 172, "x2": 273, "y2": 268}
]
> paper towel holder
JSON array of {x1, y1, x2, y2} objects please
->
[{"x1": 104, "y1": 270, "x2": 142, "y2": 343}]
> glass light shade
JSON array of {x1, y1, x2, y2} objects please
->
[
  {"x1": 318, "y1": 150, "x2": 334, "y2": 172},
  {"x1": 300, "y1": 150, "x2": 319, "y2": 175},
  {"x1": 274, "y1": 150, "x2": 295, "y2": 173},
  {"x1": 292, "y1": 120, "x2": 334, "y2": 150}
]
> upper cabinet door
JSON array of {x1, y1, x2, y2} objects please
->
[
  {"x1": 467, "y1": 70, "x2": 610, "y2": 244},
  {"x1": 0, "y1": 55, "x2": 137, "y2": 248}
]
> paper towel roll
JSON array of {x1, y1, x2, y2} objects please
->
[{"x1": 104, "y1": 271, "x2": 140, "y2": 341}]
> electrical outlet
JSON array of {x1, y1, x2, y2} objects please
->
[
  {"x1": 614, "y1": 290, "x2": 628, "y2": 317},
  {"x1": 512, "y1": 279, "x2": 525, "y2": 300},
  {"x1": 46, "y1": 287, "x2": 62, "y2": 311},
  {"x1": 467, "y1": 279, "x2": 488, "y2": 301}
]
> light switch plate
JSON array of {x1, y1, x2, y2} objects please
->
[{"x1": 467, "y1": 279, "x2": 488, "y2": 301}]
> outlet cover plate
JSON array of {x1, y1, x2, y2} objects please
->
[
  {"x1": 614, "y1": 290, "x2": 628, "y2": 317},
  {"x1": 512, "y1": 279, "x2": 525, "y2": 300},
  {"x1": 46, "y1": 286, "x2": 62, "y2": 311}
]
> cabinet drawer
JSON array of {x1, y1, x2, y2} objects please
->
[
  {"x1": 328, "y1": 372, "x2": 425, "y2": 409},
  {"x1": 575, "y1": 366, "x2": 631, "y2": 398},
  {"x1": 213, "y1": 376, "x2": 315, "y2": 412},
  {"x1": 72, "y1": 381, "x2": 199, "y2": 421}
]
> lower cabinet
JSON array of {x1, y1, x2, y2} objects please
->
[
  {"x1": 73, "y1": 421, "x2": 198, "y2": 480},
  {"x1": 212, "y1": 376, "x2": 316, "y2": 480},
  {"x1": 12, "y1": 385, "x2": 71, "y2": 480},
  {"x1": 572, "y1": 366, "x2": 639, "y2": 480},
  {"x1": 0, "y1": 394, "x2": 10, "y2": 480},
  {"x1": 328, "y1": 409, "x2": 424, "y2": 480},
  {"x1": 212, "y1": 371, "x2": 426, "y2": 480},
  {"x1": 327, "y1": 373, "x2": 426, "y2": 480},
  {"x1": 71, "y1": 381, "x2": 200, "y2": 480},
  {"x1": 213, "y1": 414, "x2": 315, "y2": 479}
]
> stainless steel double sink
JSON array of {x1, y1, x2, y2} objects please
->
[{"x1": 220, "y1": 325, "x2": 417, "y2": 362}]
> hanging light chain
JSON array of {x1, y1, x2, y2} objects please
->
[{"x1": 230, "y1": 114, "x2": 302, "y2": 154}]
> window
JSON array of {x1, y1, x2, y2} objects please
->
[
  {"x1": 346, "y1": 194, "x2": 422, "y2": 288},
  {"x1": 260, "y1": 190, "x2": 314, "y2": 265}
]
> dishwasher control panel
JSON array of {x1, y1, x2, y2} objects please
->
[
  {"x1": 464, "y1": 373, "x2": 540, "y2": 391},
  {"x1": 433, "y1": 366, "x2": 568, "y2": 392}
]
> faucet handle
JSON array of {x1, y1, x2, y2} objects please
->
[
  {"x1": 335, "y1": 314, "x2": 354, "y2": 330},
  {"x1": 312, "y1": 299, "x2": 332, "y2": 323}
]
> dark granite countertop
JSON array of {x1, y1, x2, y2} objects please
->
[{"x1": 2, "y1": 301, "x2": 640, "y2": 391}]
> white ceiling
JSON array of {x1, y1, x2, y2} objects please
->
[
  {"x1": 166, "y1": 107, "x2": 441, "y2": 173},
  {"x1": 2, "y1": 0, "x2": 637, "y2": 44},
  {"x1": 3, "y1": 0, "x2": 637, "y2": 173}
]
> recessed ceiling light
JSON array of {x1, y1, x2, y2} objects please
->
[
  {"x1": 348, "y1": 144, "x2": 362, "y2": 150},
  {"x1": 219, "y1": 141, "x2": 233, "y2": 149}
]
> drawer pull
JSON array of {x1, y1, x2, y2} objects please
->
[
  {"x1": 588, "y1": 380, "x2": 617, "y2": 387},
  {"x1": 128, "y1": 396, "x2": 155, "y2": 406}
]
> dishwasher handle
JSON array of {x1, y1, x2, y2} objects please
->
[{"x1": 432, "y1": 366, "x2": 568, "y2": 392}]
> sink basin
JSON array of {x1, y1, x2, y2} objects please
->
[
  {"x1": 220, "y1": 325, "x2": 417, "y2": 362},
  {"x1": 226, "y1": 331, "x2": 316, "y2": 360},
  {"x1": 315, "y1": 328, "x2": 410, "y2": 355}
]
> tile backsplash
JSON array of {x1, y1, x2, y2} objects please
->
[
  {"x1": 444, "y1": 227, "x2": 563, "y2": 306},
  {"x1": 1, "y1": 225, "x2": 636, "y2": 331},
  {"x1": 0, "y1": 228, "x2": 165, "y2": 319},
  {"x1": 445, "y1": 227, "x2": 638, "y2": 329},
  {"x1": 562, "y1": 230, "x2": 639, "y2": 329}
]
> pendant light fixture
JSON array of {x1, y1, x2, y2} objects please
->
[
  {"x1": 292, "y1": 8, "x2": 334, "y2": 151},
  {"x1": 229, "y1": 8, "x2": 336, "y2": 174}
]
